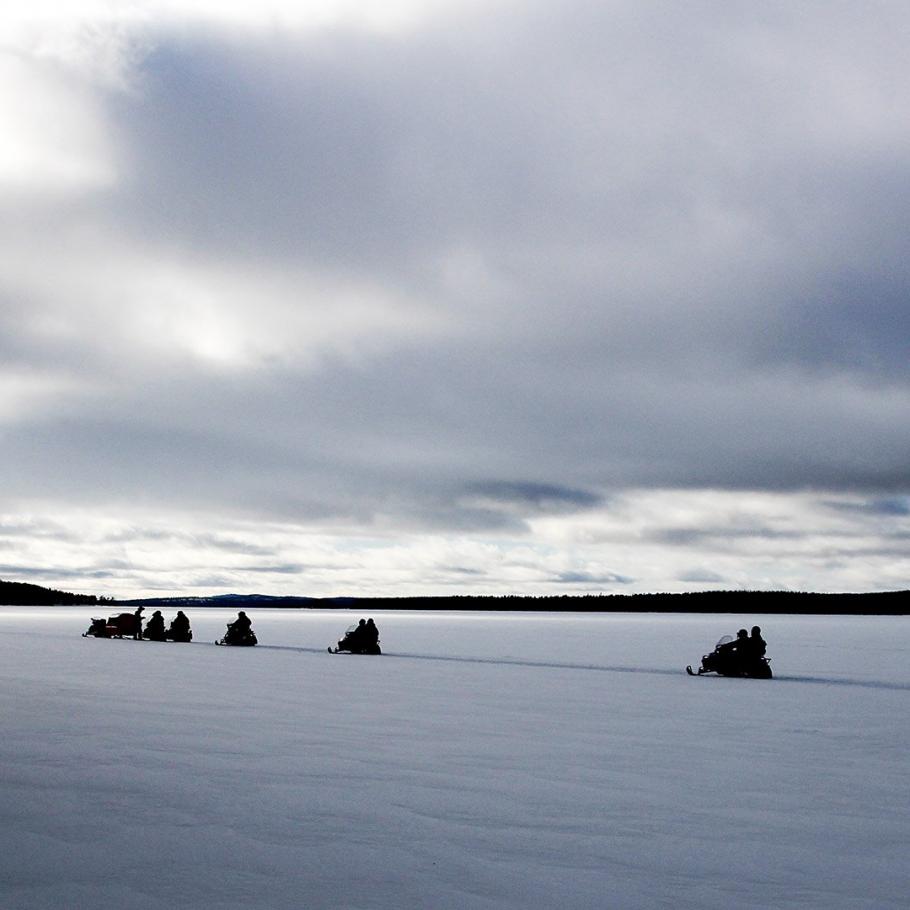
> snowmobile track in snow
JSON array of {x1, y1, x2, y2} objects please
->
[
  {"x1": 201, "y1": 641, "x2": 681, "y2": 675},
  {"x1": 184, "y1": 641, "x2": 910, "y2": 690}
]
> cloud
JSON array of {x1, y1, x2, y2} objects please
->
[
  {"x1": 824, "y1": 497, "x2": 910, "y2": 517},
  {"x1": 466, "y1": 482, "x2": 603, "y2": 510},
  {"x1": 0, "y1": 517, "x2": 80, "y2": 542},
  {"x1": 652, "y1": 526, "x2": 802, "y2": 547},
  {"x1": 236, "y1": 562, "x2": 306, "y2": 574},
  {"x1": 552, "y1": 571, "x2": 634, "y2": 586},
  {"x1": 1, "y1": 2, "x2": 909, "y2": 594},
  {"x1": 0, "y1": 489, "x2": 907, "y2": 597},
  {"x1": 677, "y1": 569, "x2": 726, "y2": 585}
]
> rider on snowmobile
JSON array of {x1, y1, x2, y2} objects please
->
[
  {"x1": 167, "y1": 610, "x2": 192, "y2": 641},
  {"x1": 749, "y1": 626, "x2": 767, "y2": 658},
  {"x1": 144, "y1": 610, "x2": 166, "y2": 641}
]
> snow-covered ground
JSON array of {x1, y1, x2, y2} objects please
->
[{"x1": 1, "y1": 607, "x2": 907, "y2": 910}]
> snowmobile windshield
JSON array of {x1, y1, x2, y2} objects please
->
[{"x1": 715, "y1": 634, "x2": 734, "y2": 648}]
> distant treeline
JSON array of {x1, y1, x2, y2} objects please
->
[
  {"x1": 0, "y1": 579, "x2": 108, "y2": 606},
  {"x1": 115, "y1": 590, "x2": 909, "y2": 615},
  {"x1": 3, "y1": 579, "x2": 906, "y2": 613}
]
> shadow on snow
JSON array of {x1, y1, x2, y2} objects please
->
[{"x1": 207, "y1": 643, "x2": 910, "y2": 692}]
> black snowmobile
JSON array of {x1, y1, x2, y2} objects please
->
[
  {"x1": 216, "y1": 624, "x2": 258, "y2": 646},
  {"x1": 166, "y1": 625, "x2": 193, "y2": 643},
  {"x1": 329, "y1": 623, "x2": 381, "y2": 655},
  {"x1": 166, "y1": 612, "x2": 193, "y2": 642},
  {"x1": 687, "y1": 634, "x2": 772, "y2": 679}
]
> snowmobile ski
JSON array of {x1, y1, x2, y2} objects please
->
[{"x1": 327, "y1": 647, "x2": 381, "y2": 655}]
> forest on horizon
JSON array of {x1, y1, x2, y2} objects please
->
[{"x1": 1, "y1": 580, "x2": 906, "y2": 614}]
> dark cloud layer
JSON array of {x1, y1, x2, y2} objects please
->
[{"x1": 102, "y1": 9, "x2": 910, "y2": 498}]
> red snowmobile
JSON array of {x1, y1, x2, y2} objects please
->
[{"x1": 83, "y1": 613, "x2": 141, "y2": 639}]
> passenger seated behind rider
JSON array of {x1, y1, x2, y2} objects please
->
[
  {"x1": 364, "y1": 618, "x2": 379, "y2": 647},
  {"x1": 749, "y1": 625, "x2": 767, "y2": 659}
]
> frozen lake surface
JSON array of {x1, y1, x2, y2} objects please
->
[{"x1": 1, "y1": 607, "x2": 908, "y2": 909}]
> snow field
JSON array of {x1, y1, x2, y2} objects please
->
[{"x1": 1, "y1": 608, "x2": 908, "y2": 909}]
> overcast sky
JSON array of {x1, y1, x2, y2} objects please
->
[{"x1": 2, "y1": 1, "x2": 909, "y2": 598}]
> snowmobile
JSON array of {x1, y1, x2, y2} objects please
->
[
  {"x1": 215, "y1": 624, "x2": 258, "y2": 646},
  {"x1": 166, "y1": 625, "x2": 193, "y2": 643},
  {"x1": 82, "y1": 613, "x2": 141, "y2": 639},
  {"x1": 687, "y1": 634, "x2": 772, "y2": 678},
  {"x1": 329, "y1": 624, "x2": 381, "y2": 655}
]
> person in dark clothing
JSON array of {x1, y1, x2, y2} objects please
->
[
  {"x1": 167, "y1": 610, "x2": 192, "y2": 642},
  {"x1": 338, "y1": 619, "x2": 367, "y2": 650},
  {"x1": 714, "y1": 629, "x2": 749, "y2": 672},
  {"x1": 221, "y1": 611, "x2": 256, "y2": 644},
  {"x1": 362, "y1": 618, "x2": 381, "y2": 654},
  {"x1": 749, "y1": 626, "x2": 767, "y2": 658},
  {"x1": 736, "y1": 630, "x2": 749, "y2": 650},
  {"x1": 719, "y1": 629, "x2": 748, "y2": 656},
  {"x1": 133, "y1": 606, "x2": 145, "y2": 640},
  {"x1": 144, "y1": 610, "x2": 166, "y2": 641},
  {"x1": 230, "y1": 611, "x2": 252, "y2": 634}
]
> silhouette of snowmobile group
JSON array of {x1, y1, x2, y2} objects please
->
[
  {"x1": 85, "y1": 610, "x2": 770, "y2": 676},
  {"x1": 83, "y1": 609, "x2": 382, "y2": 654},
  {"x1": 83, "y1": 607, "x2": 192, "y2": 642}
]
